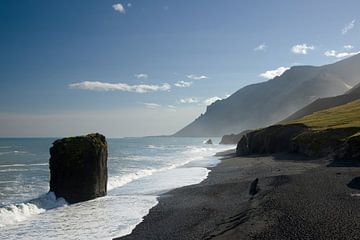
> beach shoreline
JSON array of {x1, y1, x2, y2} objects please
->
[{"x1": 115, "y1": 150, "x2": 360, "y2": 240}]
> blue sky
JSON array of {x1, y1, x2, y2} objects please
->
[{"x1": 0, "y1": 0, "x2": 359, "y2": 137}]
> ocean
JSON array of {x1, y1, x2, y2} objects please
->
[{"x1": 0, "y1": 137, "x2": 232, "y2": 239}]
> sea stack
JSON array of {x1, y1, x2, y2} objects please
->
[{"x1": 49, "y1": 133, "x2": 108, "y2": 204}]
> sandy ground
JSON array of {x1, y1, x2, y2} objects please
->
[{"x1": 115, "y1": 151, "x2": 360, "y2": 240}]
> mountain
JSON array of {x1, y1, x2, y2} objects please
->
[
  {"x1": 284, "y1": 82, "x2": 360, "y2": 122},
  {"x1": 174, "y1": 54, "x2": 360, "y2": 137}
]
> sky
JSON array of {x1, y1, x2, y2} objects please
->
[{"x1": 0, "y1": 0, "x2": 360, "y2": 137}]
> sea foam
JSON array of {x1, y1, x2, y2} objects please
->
[{"x1": 0, "y1": 192, "x2": 67, "y2": 227}]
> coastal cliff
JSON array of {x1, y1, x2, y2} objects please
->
[
  {"x1": 237, "y1": 100, "x2": 360, "y2": 161},
  {"x1": 220, "y1": 130, "x2": 251, "y2": 145},
  {"x1": 49, "y1": 133, "x2": 108, "y2": 204}
]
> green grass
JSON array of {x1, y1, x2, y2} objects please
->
[{"x1": 287, "y1": 99, "x2": 360, "y2": 129}]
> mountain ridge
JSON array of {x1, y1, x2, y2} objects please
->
[
  {"x1": 174, "y1": 54, "x2": 360, "y2": 137},
  {"x1": 284, "y1": 82, "x2": 360, "y2": 122}
]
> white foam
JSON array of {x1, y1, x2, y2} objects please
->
[
  {"x1": 108, "y1": 144, "x2": 231, "y2": 191},
  {"x1": 118, "y1": 167, "x2": 210, "y2": 195},
  {"x1": 0, "y1": 195, "x2": 157, "y2": 240},
  {"x1": 0, "y1": 151, "x2": 27, "y2": 156},
  {"x1": 0, "y1": 163, "x2": 48, "y2": 168},
  {"x1": 0, "y1": 203, "x2": 45, "y2": 227},
  {"x1": 107, "y1": 161, "x2": 191, "y2": 191},
  {"x1": 147, "y1": 145, "x2": 165, "y2": 149},
  {"x1": 0, "y1": 192, "x2": 67, "y2": 227}
]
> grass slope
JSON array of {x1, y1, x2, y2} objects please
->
[{"x1": 287, "y1": 99, "x2": 360, "y2": 130}]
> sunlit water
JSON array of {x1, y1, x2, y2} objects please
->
[{"x1": 0, "y1": 137, "x2": 232, "y2": 239}]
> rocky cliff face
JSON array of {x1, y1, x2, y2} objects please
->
[
  {"x1": 236, "y1": 125, "x2": 360, "y2": 161},
  {"x1": 236, "y1": 124, "x2": 308, "y2": 155},
  {"x1": 220, "y1": 130, "x2": 251, "y2": 145},
  {"x1": 49, "y1": 133, "x2": 108, "y2": 204}
]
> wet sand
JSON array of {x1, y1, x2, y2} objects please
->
[{"x1": 115, "y1": 151, "x2": 360, "y2": 240}]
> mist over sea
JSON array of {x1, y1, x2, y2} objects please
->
[{"x1": 0, "y1": 137, "x2": 231, "y2": 239}]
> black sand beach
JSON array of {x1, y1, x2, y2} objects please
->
[{"x1": 116, "y1": 151, "x2": 360, "y2": 240}]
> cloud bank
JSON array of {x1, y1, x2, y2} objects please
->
[
  {"x1": 324, "y1": 50, "x2": 360, "y2": 58},
  {"x1": 291, "y1": 44, "x2": 315, "y2": 55},
  {"x1": 187, "y1": 74, "x2": 209, "y2": 80},
  {"x1": 174, "y1": 81, "x2": 193, "y2": 88},
  {"x1": 69, "y1": 81, "x2": 171, "y2": 93},
  {"x1": 254, "y1": 44, "x2": 267, "y2": 51},
  {"x1": 203, "y1": 96, "x2": 222, "y2": 106},
  {"x1": 142, "y1": 103, "x2": 161, "y2": 109},
  {"x1": 112, "y1": 3, "x2": 126, "y2": 13},
  {"x1": 135, "y1": 73, "x2": 148, "y2": 80},
  {"x1": 342, "y1": 19, "x2": 356, "y2": 35},
  {"x1": 259, "y1": 66, "x2": 290, "y2": 79},
  {"x1": 179, "y1": 98, "x2": 199, "y2": 104}
]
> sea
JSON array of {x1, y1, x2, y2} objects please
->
[{"x1": 0, "y1": 137, "x2": 232, "y2": 240}]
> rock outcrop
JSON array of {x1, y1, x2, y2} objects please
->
[
  {"x1": 249, "y1": 178, "x2": 259, "y2": 196},
  {"x1": 220, "y1": 130, "x2": 251, "y2": 145},
  {"x1": 205, "y1": 139, "x2": 213, "y2": 144},
  {"x1": 236, "y1": 124, "x2": 308, "y2": 155},
  {"x1": 49, "y1": 133, "x2": 108, "y2": 204},
  {"x1": 236, "y1": 125, "x2": 360, "y2": 161}
]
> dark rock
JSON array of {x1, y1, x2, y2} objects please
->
[
  {"x1": 219, "y1": 130, "x2": 251, "y2": 145},
  {"x1": 205, "y1": 139, "x2": 213, "y2": 144},
  {"x1": 236, "y1": 123, "x2": 360, "y2": 161},
  {"x1": 249, "y1": 178, "x2": 259, "y2": 195},
  {"x1": 334, "y1": 134, "x2": 360, "y2": 160},
  {"x1": 49, "y1": 133, "x2": 108, "y2": 204},
  {"x1": 347, "y1": 177, "x2": 360, "y2": 190},
  {"x1": 236, "y1": 124, "x2": 308, "y2": 156}
]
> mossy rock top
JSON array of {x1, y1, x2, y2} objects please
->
[
  {"x1": 50, "y1": 133, "x2": 107, "y2": 169},
  {"x1": 53, "y1": 133, "x2": 107, "y2": 149}
]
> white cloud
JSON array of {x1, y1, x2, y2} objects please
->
[
  {"x1": 134, "y1": 73, "x2": 148, "y2": 80},
  {"x1": 225, "y1": 94, "x2": 231, "y2": 98},
  {"x1": 127, "y1": 3, "x2": 132, "y2": 7},
  {"x1": 174, "y1": 81, "x2": 193, "y2": 88},
  {"x1": 254, "y1": 44, "x2": 267, "y2": 51},
  {"x1": 344, "y1": 45, "x2": 354, "y2": 50},
  {"x1": 342, "y1": 19, "x2": 356, "y2": 35},
  {"x1": 187, "y1": 74, "x2": 209, "y2": 80},
  {"x1": 203, "y1": 96, "x2": 222, "y2": 106},
  {"x1": 142, "y1": 103, "x2": 161, "y2": 109},
  {"x1": 291, "y1": 44, "x2": 315, "y2": 55},
  {"x1": 112, "y1": 3, "x2": 125, "y2": 13},
  {"x1": 179, "y1": 98, "x2": 198, "y2": 104},
  {"x1": 324, "y1": 50, "x2": 360, "y2": 58},
  {"x1": 167, "y1": 105, "x2": 176, "y2": 112},
  {"x1": 259, "y1": 66, "x2": 290, "y2": 79},
  {"x1": 69, "y1": 81, "x2": 171, "y2": 93}
]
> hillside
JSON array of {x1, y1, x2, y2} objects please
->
[
  {"x1": 236, "y1": 99, "x2": 360, "y2": 160},
  {"x1": 284, "y1": 82, "x2": 360, "y2": 121},
  {"x1": 174, "y1": 54, "x2": 360, "y2": 137}
]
